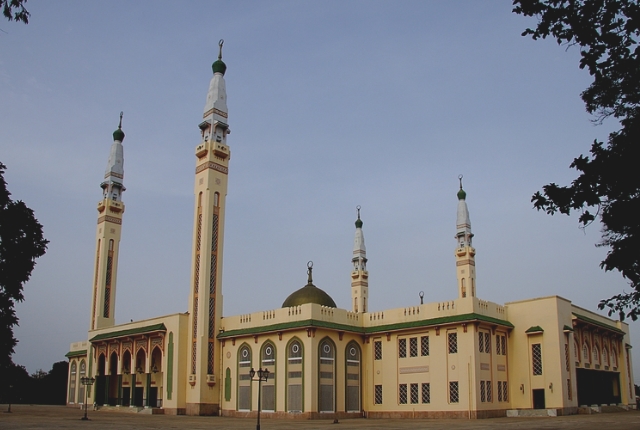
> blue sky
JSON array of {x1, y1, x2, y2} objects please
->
[{"x1": 1, "y1": 1, "x2": 637, "y2": 381}]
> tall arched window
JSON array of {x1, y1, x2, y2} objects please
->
[
  {"x1": 612, "y1": 347, "x2": 618, "y2": 368},
  {"x1": 603, "y1": 347, "x2": 609, "y2": 366},
  {"x1": 461, "y1": 279, "x2": 466, "y2": 298},
  {"x1": 78, "y1": 361, "x2": 86, "y2": 404},
  {"x1": 261, "y1": 342, "x2": 276, "y2": 412},
  {"x1": 318, "y1": 339, "x2": 336, "y2": 413},
  {"x1": 286, "y1": 338, "x2": 303, "y2": 412},
  {"x1": 68, "y1": 361, "x2": 77, "y2": 404},
  {"x1": 237, "y1": 344, "x2": 252, "y2": 411},
  {"x1": 583, "y1": 343, "x2": 590, "y2": 362},
  {"x1": 345, "y1": 341, "x2": 361, "y2": 412},
  {"x1": 593, "y1": 344, "x2": 600, "y2": 363}
]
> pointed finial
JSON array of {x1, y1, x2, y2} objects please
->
[
  {"x1": 355, "y1": 205, "x2": 363, "y2": 228},
  {"x1": 212, "y1": 39, "x2": 227, "y2": 75},
  {"x1": 307, "y1": 261, "x2": 314, "y2": 284},
  {"x1": 113, "y1": 111, "x2": 125, "y2": 142},
  {"x1": 457, "y1": 174, "x2": 466, "y2": 200},
  {"x1": 218, "y1": 39, "x2": 224, "y2": 60}
]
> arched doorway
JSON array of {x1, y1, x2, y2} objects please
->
[
  {"x1": 149, "y1": 346, "x2": 163, "y2": 407},
  {"x1": 121, "y1": 350, "x2": 132, "y2": 406},
  {"x1": 345, "y1": 341, "x2": 361, "y2": 412},
  {"x1": 318, "y1": 338, "x2": 336, "y2": 413},
  {"x1": 134, "y1": 349, "x2": 146, "y2": 407},
  {"x1": 108, "y1": 351, "x2": 118, "y2": 405},
  {"x1": 95, "y1": 354, "x2": 106, "y2": 405}
]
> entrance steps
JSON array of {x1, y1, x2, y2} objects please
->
[
  {"x1": 507, "y1": 409, "x2": 558, "y2": 417},
  {"x1": 579, "y1": 404, "x2": 633, "y2": 414},
  {"x1": 95, "y1": 405, "x2": 150, "y2": 414}
]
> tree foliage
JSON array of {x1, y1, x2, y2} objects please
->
[
  {"x1": 513, "y1": 0, "x2": 640, "y2": 319},
  {"x1": 0, "y1": 162, "x2": 48, "y2": 369},
  {"x1": 1, "y1": 0, "x2": 29, "y2": 24}
]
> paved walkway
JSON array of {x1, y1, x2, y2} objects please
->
[{"x1": 1, "y1": 405, "x2": 640, "y2": 429}]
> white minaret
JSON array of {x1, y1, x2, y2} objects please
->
[
  {"x1": 90, "y1": 113, "x2": 126, "y2": 330},
  {"x1": 186, "y1": 40, "x2": 230, "y2": 415},
  {"x1": 351, "y1": 206, "x2": 369, "y2": 313},
  {"x1": 455, "y1": 175, "x2": 476, "y2": 298}
]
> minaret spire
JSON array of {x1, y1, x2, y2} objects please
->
[
  {"x1": 187, "y1": 42, "x2": 231, "y2": 415},
  {"x1": 351, "y1": 206, "x2": 369, "y2": 313},
  {"x1": 455, "y1": 175, "x2": 476, "y2": 298},
  {"x1": 89, "y1": 113, "x2": 127, "y2": 330}
]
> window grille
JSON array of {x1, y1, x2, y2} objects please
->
[
  {"x1": 421, "y1": 336, "x2": 429, "y2": 356},
  {"x1": 449, "y1": 381, "x2": 459, "y2": 403},
  {"x1": 421, "y1": 382, "x2": 430, "y2": 404},
  {"x1": 399, "y1": 338, "x2": 406, "y2": 358},
  {"x1": 374, "y1": 385, "x2": 383, "y2": 404},
  {"x1": 374, "y1": 341, "x2": 382, "y2": 360},
  {"x1": 485, "y1": 333, "x2": 491, "y2": 354},
  {"x1": 583, "y1": 344, "x2": 589, "y2": 361},
  {"x1": 288, "y1": 384, "x2": 302, "y2": 412},
  {"x1": 487, "y1": 380, "x2": 492, "y2": 402},
  {"x1": 238, "y1": 386, "x2": 251, "y2": 410},
  {"x1": 565, "y1": 344, "x2": 570, "y2": 371},
  {"x1": 603, "y1": 348, "x2": 609, "y2": 366},
  {"x1": 479, "y1": 332, "x2": 484, "y2": 353},
  {"x1": 501, "y1": 335, "x2": 506, "y2": 356},
  {"x1": 532, "y1": 343, "x2": 542, "y2": 375},
  {"x1": 448, "y1": 332, "x2": 458, "y2": 354},
  {"x1": 262, "y1": 343, "x2": 275, "y2": 365},
  {"x1": 262, "y1": 385, "x2": 275, "y2": 412},
  {"x1": 288, "y1": 371, "x2": 302, "y2": 378},
  {"x1": 593, "y1": 346, "x2": 599, "y2": 363},
  {"x1": 480, "y1": 381, "x2": 486, "y2": 402},
  {"x1": 410, "y1": 338, "x2": 418, "y2": 357},
  {"x1": 409, "y1": 383, "x2": 419, "y2": 404},
  {"x1": 496, "y1": 334, "x2": 501, "y2": 355},
  {"x1": 502, "y1": 381, "x2": 508, "y2": 402},
  {"x1": 288, "y1": 341, "x2": 302, "y2": 363},
  {"x1": 498, "y1": 380, "x2": 503, "y2": 402},
  {"x1": 567, "y1": 379, "x2": 572, "y2": 400},
  {"x1": 399, "y1": 384, "x2": 408, "y2": 404}
]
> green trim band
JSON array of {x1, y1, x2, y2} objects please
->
[
  {"x1": 218, "y1": 313, "x2": 513, "y2": 339},
  {"x1": 65, "y1": 349, "x2": 87, "y2": 358},
  {"x1": 90, "y1": 323, "x2": 167, "y2": 342},
  {"x1": 572, "y1": 313, "x2": 625, "y2": 335},
  {"x1": 525, "y1": 326, "x2": 544, "y2": 334}
]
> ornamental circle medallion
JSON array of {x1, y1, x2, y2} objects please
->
[
  {"x1": 292, "y1": 344, "x2": 299, "y2": 354},
  {"x1": 451, "y1": 365, "x2": 456, "y2": 370},
  {"x1": 349, "y1": 347, "x2": 356, "y2": 357},
  {"x1": 226, "y1": 351, "x2": 231, "y2": 359},
  {"x1": 216, "y1": 178, "x2": 221, "y2": 185},
  {"x1": 323, "y1": 344, "x2": 331, "y2": 354},
  {"x1": 265, "y1": 346, "x2": 272, "y2": 356},
  {"x1": 242, "y1": 349, "x2": 248, "y2": 358}
]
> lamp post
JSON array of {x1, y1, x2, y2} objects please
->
[
  {"x1": 5, "y1": 385, "x2": 12, "y2": 413},
  {"x1": 80, "y1": 376, "x2": 96, "y2": 420},
  {"x1": 249, "y1": 367, "x2": 269, "y2": 430}
]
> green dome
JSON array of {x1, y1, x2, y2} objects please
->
[
  {"x1": 355, "y1": 218, "x2": 363, "y2": 228},
  {"x1": 212, "y1": 59, "x2": 227, "y2": 76},
  {"x1": 282, "y1": 262, "x2": 336, "y2": 308},
  {"x1": 457, "y1": 188, "x2": 466, "y2": 200},
  {"x1": 113, "y1": 127, "x2": 125, "y2": 142}
]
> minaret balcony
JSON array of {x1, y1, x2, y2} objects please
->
[
  {"x1": 97, "y1": 201, "x2": 106, "y2": 213},
  {"x1": 455, "y1": 246, "x2": 476, "y2": 257},
  {"x1": 108, "y1": 201, "x2": 123, "y2": 213},
  {"x1": 195, "y1": 143, "x2": 208, "y2": 159},
  {"x1": 213, "y1": 143, "x2": 229, "y2": 160}
]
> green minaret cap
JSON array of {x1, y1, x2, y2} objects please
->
[
  {"x1": 355, "y1": 205, "x2": 363, "y2": 228},
  {"x1": 212, "y1": 39, "x2": 227, "y2": 76},
  {"x1": 457, "y1": 174, "x2": 466, "y2": 200},
  {"x1": 113, "y1": 111, "x2": 125, "y2": 142}
]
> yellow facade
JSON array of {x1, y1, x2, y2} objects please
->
[{"x1": 66, "y1": 52, "x2": 635, "y2": 419}]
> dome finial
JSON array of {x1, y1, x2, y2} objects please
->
[
  {"x1": 113, "y1": 111, "x2": 125, "y2": 142},
  {"x1": 218, "y1": 39, "x2": 224, "y2": 60},
  {"x1": 212, "y1": 39, "x2": 227, "y2": 76},
  {"x1": 307, "y1": 261, "x2": 314, "y2": 284},
  {"x1": 457, "y1": 174, "x2": 466, "y2": 200},
  {"x1": 355, "y1": 205, "x2": 363, "y2": 228}
]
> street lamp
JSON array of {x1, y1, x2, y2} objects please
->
[
  {"x1": 5, "y1": 385, "x2": 12, "y2": 413},
  {"x1": 80, "y1": 376, "x2": 96, "y2": 421},
  {"x1": 249, "y1": 367, "x2": 269, "y2": 430}
]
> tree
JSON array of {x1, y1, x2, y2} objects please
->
[
  {"x1": 513, "y1": 0, "x2": 640, "y2": 319},
  {"x1": 1, "y1": 0, "x2": 29, "y2": 23},
  {"x1": 0, "y1": 162, "x2": 48, "y2": 369}
]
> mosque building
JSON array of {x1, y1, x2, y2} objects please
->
[{"x1": 66, "y1": 43, "x2": 635, "y2": 418}]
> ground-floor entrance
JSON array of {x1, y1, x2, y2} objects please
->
[{"x1": 576, "y1": 368, "x2": 621, "y2": 405}]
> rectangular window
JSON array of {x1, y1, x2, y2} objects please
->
[
  {"x1": 503, "y1": 381, "x2": 508, "y2": 402},
  {"x1": 374, "y1": 385, "x2": 383, "y2": 404},
  {"x1": 409, "y1": 337, "x2": 418, "y2": 357},
  {"x1": 567, "y1": 378, "x2": 572, "y2": 400},
  {"x1": 399, "y1": 338, "x2": 406, "y2": 358},
  {"x1": 449, "y1": 381, "x2": 459, "y2": 403},
  {"x1": 448, "y1": 332, "x2": 458, "y2": 354},
  {"x1": 374, "y1": 341, "x2": 382, "y2": 360},
  {"x1": 487, "y1": 380, "x2": 492, "y2": 402},
  {"x1": 421, "y1": 382, "x2": 430, "y2": 404},
  {"x1": 479, "y1": 332, "x2": 484, "y2": 353},
  {"x1": 501, "y1": 335, "x2": 506, "y2": 356},
  {"x1": 565, "y1": 344, "x2": 570, "y2": 371},
  {"x1": 496, "y1": 334, "x2": 501, "y2": 355},
  {"x1": 410, "y1": 383, "x2": 419, "y2": 404},
  {"x1": 485, "y1": 333, "x2": 491, "y2": 354},
  {"x1": 399, "y1": 384, "x2": 407, "y2": 404},
  {"x1": 421, "y1": 336, "x2": 429, "y2": 356},
  {"x1": 532, "y1": 343, "x2": 542, "y2": 375},
  {"x1": 498, "y1": 380, "x2": 503, "y2": 402},
  {"x1": 480, "y1": 380, "x2": 486, "y2": 402}
]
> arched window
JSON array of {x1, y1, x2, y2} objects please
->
[
  {"x1": 286, "y1": 339, "x2": 303, "y2": 412},
  {"x1": 68, "y1": 361, "x2": 77, "y2": 404},
  {"x1": 345, "y1": 341, "x2": 361, "y2": 412},
  {"x1": 318, "y1": 339, "x2": 336, "y2": 413},
  {"x1": 574, "y1": 340, "x2": 579, "y2": 362},
  {"x1": 214, "y1": 192, "x2": 220, "y2": 207},
  {"x1": 78, "y1": 361, "x2": 86, "y2": 404},
  {"x1": 603, "y1": 347, "x2": 609, "y2": 366},
  {"x1": 237, "y1": 345, "x2": 252, "y2": 411},
  {"x1": 612, "y1": 347, "x2": 618, "y2": 368},
  {"x1": 261, "y1": 342, "x2": 276, "y2": 412},
  {"x1": 461, "y1": 279, "x2": 466, "y2": 298},
  {"x1": 583, "y1": 343, "x2": 590, "y2": 362},
  {"x1": 593, "y1": 344, "x2": 599, "y2": 363}
]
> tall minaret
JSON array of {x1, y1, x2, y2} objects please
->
[
  {"x1": 90, "y1": 113, "x2": 126, "y2": 330},
  {"x1": 351, "y1": 206, "x2": 369, "y2": 313},
  {"x1": 455, "y1": 175, "x2": 476, "y2": 298},
  {"x1": 186, "y1": 40, "x2": 230, "y2": 415}
]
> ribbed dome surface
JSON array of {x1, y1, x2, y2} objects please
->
[{"x1": 282, "y1": 262, "x2": 337, "y2": 308}]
